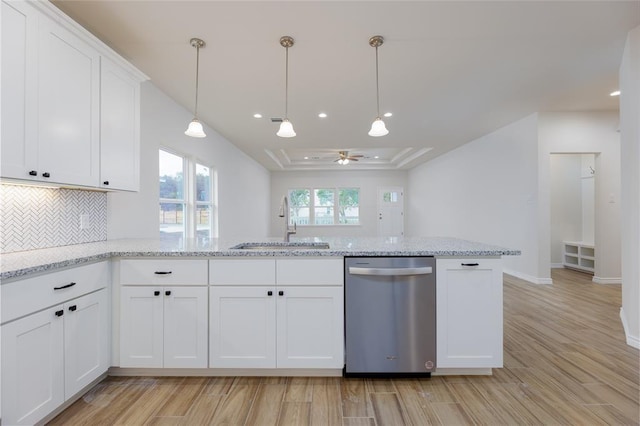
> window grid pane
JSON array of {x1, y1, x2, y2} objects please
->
[
  {"x1": 159, "y1": 150, "x2": 184, "y2": 200},
  {"x1": 289, "y1": 189, "x2": 311, "y2": 225}
]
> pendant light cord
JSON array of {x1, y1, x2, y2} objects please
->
[
  {"x1": 284, "y1": 46, "x2": 289, "y2": 119},
  {"x1": 194, "y1": 44, "x2": 201, "y2": 119},
  {"x1": 375, "y1": 45, "x2": 380, "y2": 118}
]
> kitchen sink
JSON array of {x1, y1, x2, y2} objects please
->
[{"x1": 230, "y1": 242, "x2": 330, "y2": 250}]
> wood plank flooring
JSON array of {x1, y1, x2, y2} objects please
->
[{"x1": 49, "y1": 268, "x2": 639, "y2": 425}]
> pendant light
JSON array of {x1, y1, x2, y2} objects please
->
[
  {"x1": 277, "y1": 36, "x2": 296, "y2": 138},
  {"x1": 368, "y1": 35, "x2": 389, "y2": 137},
  {"x1": 185, "y1": 38, "x2": 206, "y2": 138}
]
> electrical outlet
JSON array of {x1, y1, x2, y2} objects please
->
[{"x1": 80, "y1": 214, "x2": 91, "y2": 230}]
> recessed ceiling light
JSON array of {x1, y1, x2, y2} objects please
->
[
  {"x1": 304, "y1": 156, "x2": 309, "y2": 160},
  {"x1": 374, "y1": 156, "x2": 380, "y2": 159},
  {"x1": 253, "y1": 113, "x2": 263, "y2": 118},
  {"x1": 318, "y1": 113, "x2": 327, "y2": 118},
  {"x1": 383, "y1": 112, "x2": 393, "y2": 117},
  {"x1": 610, "y1": 91, "x2": 620, "y2": 97}
]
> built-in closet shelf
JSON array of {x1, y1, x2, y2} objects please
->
[{"x1": 562, "y1": 241, "x2": 595, "y2": 274}]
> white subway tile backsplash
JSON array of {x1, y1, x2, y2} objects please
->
[{"x1": 0, "y1": 184, "x2": 107, "y2": 253}]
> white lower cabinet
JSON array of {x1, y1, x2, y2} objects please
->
[
  {"x1": 1, "y1": 288, "x2": 109, "y2": 425},
  {"x1": 436, "y1": 258, "x2": 503, "y2": 369},
  {"x1": 209, "y1": 258, "x2": 344, "y2": 370},
  {"x1": 120, "y1": 286, "x2": 208, "y2": 368}
]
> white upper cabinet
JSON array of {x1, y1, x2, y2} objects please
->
[
  {"x1": 37, "y1": 16, "x2": 100, "y2": 187},
  {"x1": 1, "y1": 0, "x2": 145, "y2": 189},
  {"x1": 100, "y1": 58, "x2": 140, "y2": 191}
]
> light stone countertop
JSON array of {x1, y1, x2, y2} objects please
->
[{"x1": 0, "y1": 237, "x2": 520, "y2": 281}]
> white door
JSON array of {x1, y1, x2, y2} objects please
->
[
  {"x1": 100, "y1": 57, "x2": 140, "y2": 191},
  {"x1": 1, "y1": 0, "x2": 39, "y2": 181},
  {"x1": 1, "y1": 306, "x2": 65, "y2": 425},
  {"x1": 120, "y1": 286, "x2": 163, "y2": 368},
  {"x1": 210, "y1": 286, "x2": 276, "y2": 368},
  {"x1": 276, "y1": 286, "x2": 344, "y2": 369},
  {"x1": 37, "y1": 16, "x2": 100, "y2": 186},
  {"x1": 436, "y1": 259, "x2": 503, "y2": 368},
  {"x1": 164, "y1": 287, "x2": 208, "y2": 368},
  {"x1": 378, "y1": 187, "x2": 404, "y2": 237},
  {"x1": 64, "y1": 289, "x2": 109, "y2": 398}
]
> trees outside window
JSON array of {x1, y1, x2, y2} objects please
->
[{"x1": 288, "y1": 188, "x2": 359, "y2": 226}]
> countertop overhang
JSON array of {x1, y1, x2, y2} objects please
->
[{"x1": 0, "y1": 237, "x2": 520, "y2": 281}]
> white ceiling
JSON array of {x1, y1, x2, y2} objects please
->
[{"x1": 52, "y1": 0, "x2": 639, "y2": 171}]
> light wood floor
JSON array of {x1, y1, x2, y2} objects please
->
[{"x1": 50, "y1": 268, "x2": 639, "y2": 425}]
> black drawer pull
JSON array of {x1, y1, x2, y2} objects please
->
[
  {"x1": 278, "y1": 290, "x2": 284, "y2": 296},
  {"x1": 267, "y1": 291, "x2": 273, "y2": 296},
  {"x1": 165, "y1": 290, "x2": 171, "y2": 296},
  {"x1": 154, "y1": 291, "x2": 161, "y2": 296},
  {"x1": 55, "y1": 310, "x2": 64, "y2": 317},
  {"x1": 69, "y1": 305, "x2": 77, "y2": 312},
  {"x1": 54, "y1": 282, "x2": 76, "y2": 290},
  {"x1": 103, "y1": 180, "x2": 109, "y2": 185},
  {"x1": 42, "y1": 172, "x2": 50, "y2": 178},
  {"x1": 154, "y1": 271, "x2": 172, "y2": 275},
  {"x1": 461, "y1": 263, "x2": 480, "y2": 267},
  {"x1": 29, "y1": 170, "x2": 37, "y2": 176}
]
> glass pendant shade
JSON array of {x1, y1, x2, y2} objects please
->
[
  {"x1": 368, "y1": 117, "x2": 389, "y2": 137},
  {"x1": 277, "y1": 119, "x2": 296, "y2": 138},
  {"x1": 185, "y1": 119, "x2": 206, "y2": 138}
]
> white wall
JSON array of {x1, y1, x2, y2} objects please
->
[
  {"x1": 270, "y1": 170, "x2": 407, "y2": 238},
  {"x1": 619, "y1": 25, "x2": 640, "y2": 348},
  {"x1": 538, "y1": 112, "x2": 621, "y2": 284},
  {"x1": 108, "y1": 82, "x2": 270, "y2": 240},
  {"x1": 550, "y1": 154, "x2": 583, "y2": 265},
  {"x1": 407, "y1": 114, "x2": 541, "y2": 282}
]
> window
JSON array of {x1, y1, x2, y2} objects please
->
[
  {"x1": 288, "y1": 188, "x2": 359, "y2": 226},
  {"x1": 159, "y1": 148, "x2": 216, "y2": 243}
]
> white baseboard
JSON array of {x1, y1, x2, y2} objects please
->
[
  {"x1": 433, "y1": 368, "x2": 493, "y2": 376},
  {"x1": 620, "y1": 307, "x2": 640, "y2": 349},
  {"x1": 550, "y1": 263, "x2": 564, "y2": 269},
  {"x1": 503, "y1": 269, "x2": 553, "y2": 285},
  {"x1": 592, "y1": 276, "x2": 622, "y2": 285}
]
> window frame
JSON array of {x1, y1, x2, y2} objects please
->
[
  {"x1": 288, "y1": 187, "x2": 360, "y2": 226},
  {"x1": 159, "y1": 147, "x2": 217, "y2": 241}
]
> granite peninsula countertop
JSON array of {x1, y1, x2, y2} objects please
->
[{"x1": 1, "y1": 237, "x2": 520, "y2": 281}]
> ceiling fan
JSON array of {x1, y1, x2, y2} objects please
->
[{"x1": 334, "y1": 151, "x2": 363, "y2": 165}]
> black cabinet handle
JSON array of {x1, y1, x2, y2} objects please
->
[
  {"x1": 55, "y1": 310, "x2": 64, "y2": 317},
  {"x1": 42, "y1": 172, "x2": 50, "y2": 178},
  {"x1": 54, "y1": 282, "x2": 76, "y2": 290},
  {"x1": 103, "y1": 181, "x2": 109, "y2": 185},
  {"x1": 154, "y1": 271, "x2": 172, "y2": 275},
  {"x1": 267, "y1": 290, "x2": 273, "y2": 296},
  {"x1": 461, "y1": 263, "x2": 480, "y2": 267},
  {"x1": 278, "y1": 290, "x2": 284, "y2": 296},
  {"x1": 29, "y1": 170, "x2": 37, "y2": 176},
  {"x1": 154, "y1": 291, "x2": 160, "y2": 296},
  {"x1": 69, "y1": 305, "x2": 77, "y2": 312},
  {"x1": 165, "y1": 290, "x2": 171, "y2": 296}
]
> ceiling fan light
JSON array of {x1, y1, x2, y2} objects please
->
[
  {"x1": 343, "y1": 158, "x2": 350, "y2": 165},
  {"x1": 368, "y1": 117, "x2": 389, "y2": 137},
  {"x1": 277, "y1": 119, "x2": 296, "y2": 138},
  {"x1": 185, "y1": 119, "x2": 206, "y2": 138}
]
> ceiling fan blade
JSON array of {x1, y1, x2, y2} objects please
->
[
  {"x1": 350, "y1": 154, "x2": 364, "y2": 158},
  {"x1": 350, "y1": 158, "x2": 359, "y2": 161}
]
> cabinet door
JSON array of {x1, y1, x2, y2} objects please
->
[
  {"x1": 1, "y1": 307, "x2": 64, "y2": 425},
  {"x1": 64, "y1": 289, "x2": 109, "y2": 398},
  {"x1": 1, "y1": 0, "x2": 39, "y2": 181},
  {"x1": 163, "y1": 287, "x2": 208, "y2": 368},
  {"x1": 100, "y1": 57, "x2": 140, "y2": 191},
  {"x1": 276, "y1": 286, "x2": 344, "y2": 369},
  {"x1": 436, "y1": 259, "x2": 503, "y2": 368},
  {"x1": 120, "y1": 286, "x2": 163, "y2": 368},
  {"x1": 210, "y1": 286, "x2": 276, "y2": 368},
  {"x1": 37, "y1": 16, "x2": 100, "y2": 186}
]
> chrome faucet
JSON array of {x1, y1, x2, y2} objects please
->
[{"x1": 278, "y1": 195, "x2": 297, "y2": 242}]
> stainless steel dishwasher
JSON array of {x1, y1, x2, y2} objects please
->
[{"x1": 345, "y1": 256, "x2": 436, "y2": 376}]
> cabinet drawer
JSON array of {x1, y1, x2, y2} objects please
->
[
  {"x1": 210, "y1": 259, "x2": 276, "y2": 285},
  {"x1": 1, "y1": 261, "x2": 109, "y2": 324},
  {"x1": 277, "y1": 258, "x2": 343, "y2": 286},
  {"x1": 120, "y1": 259, "x2": 208, "y2": 285}
]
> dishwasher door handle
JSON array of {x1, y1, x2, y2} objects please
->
[{"x1": 348, "y1": 266, "x2": 432, "y2": 276}]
